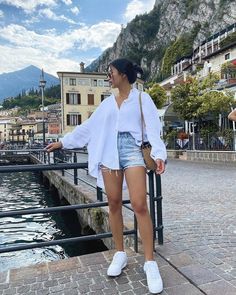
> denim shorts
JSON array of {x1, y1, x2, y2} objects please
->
[{"x1": 118, "y1": 132, "x2": 145, "y2": 170}]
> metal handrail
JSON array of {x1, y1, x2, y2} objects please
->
[{"x1": 0, "y1": 148, "x2": 163, "y2": 257}]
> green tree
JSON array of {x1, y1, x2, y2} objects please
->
[
  {"x1": 171, "y1": 77, "x2": 201, "y2": 121},
  {"x1": 171, "y1": 74, "x2": 234, "y2": 129},
  {"x1": 197, "y1": 90, "x2": 234, "y2": 117},
  {"x1": 146, "y1": 83, "x2": 167, "y2": 108}
]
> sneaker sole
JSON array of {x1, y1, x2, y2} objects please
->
[{"x1": 107, "y1": 262, "x2": 127, "y2": 277}]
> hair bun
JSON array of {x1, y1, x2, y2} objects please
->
[{"x1": 133, "y1": 64, "x2": 143, "y2": 75}]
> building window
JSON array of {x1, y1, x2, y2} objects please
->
[
  {"x1": 92, "y1": 79, "x2": 97, "y2": 86},
  {"x1": 69, "y1": 78, "x2": 76, "y2": 86},
  {"x1": 66, "y1": 93, "x2": 81, "y2": 104},
  {"x1": 66, "y1": 114, "x2": 81, "y2": 126},
  {"x1": 104, "y1": 80, "x2": 110, "y2": 87},
  {"x1": 88, "y1": 94, "x2": 94, "y2": 105},
  {"x1": 225, "y1": 53, "x2": 230, "y2": 60},
  {"x1": 101, "y1": 94, "x2": 110, "y2": 102},
  {"x1": 98, "y1": 80, "x2": 103, "y2": 87}
]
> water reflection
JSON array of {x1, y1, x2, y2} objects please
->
[{"x1": 0, "y1": 172, "x2": 106, "y2": 272}]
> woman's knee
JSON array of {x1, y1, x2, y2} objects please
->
[
  {"x1": 108, "y1": 196, "x2": 122, "y2": 213},
  {"x1": 132, "y1": 201, "x2": 148, "y2": 216}
]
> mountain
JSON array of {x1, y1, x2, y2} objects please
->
[
  {"x1": 87, "y1": 0, "x2": 236, "y2": 81},
  {"x1": 0, "y1": 65, "x2": 59, "y2": 102}
]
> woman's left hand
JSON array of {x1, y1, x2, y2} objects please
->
[{"x1": 155, "y1": 159, "x2": 165, "y2": 174}]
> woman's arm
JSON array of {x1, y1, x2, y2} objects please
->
[
  {"x1": 142, "y1": 92, "x2": 167, "y2": 164},
  {"x1": 228, "y1": 109, "x2": 236, "y2": 121}
]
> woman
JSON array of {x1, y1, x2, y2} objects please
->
[
  {"x1": 228, "y1": 108, "x2": 236, "y2": 121},
  {"x1": 46, "y1": 58, "x2": 167, "y2": 294}
]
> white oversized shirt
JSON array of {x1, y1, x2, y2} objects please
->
[{"x1": 60, "y1": 88, "x2": 167, "y2": 188}]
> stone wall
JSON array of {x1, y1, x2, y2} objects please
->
[
  {"x1": 167, "y1": 149, "x2": 236, "y2": 163},
  {"x1": 186, "y1": 150, "x2": 236, "y2": 163}
]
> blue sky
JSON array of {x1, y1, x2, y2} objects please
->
[{"x1": 0, "y1": 0, "x2": 155, "y2": 77}]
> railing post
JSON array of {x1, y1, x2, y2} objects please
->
[
  {"x1": 73, "y1": 152, "x2": 78, "y2": 185},
  {"x1": 155, "y1": 174, "x2": 163, "y2": 245},
  {"x1": 148, "y1": 171, "x2": 156, "y2": 242},
  {"x1": 96, "y1": 186, "x2": 103, "y2": 201},
  {"x1": 134, "y1": 215, "x2": 138, "y2": 253}
]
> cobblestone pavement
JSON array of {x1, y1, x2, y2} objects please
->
[
  {"x1": 57, "y1": 157, "x2": 236, "y2": 294},
  {"x1": 157, "y1": 159, "x2": 236, "y2": 294},
  {"x1": 0, "y1": 248, "x2": 203, "y2": 295}
]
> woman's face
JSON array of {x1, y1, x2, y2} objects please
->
[{"x1": 107, "y1": 65, "x2": 126, "y2": 88}]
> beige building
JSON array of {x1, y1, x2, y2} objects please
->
[
  {"x1": 58, "y1": 63, "x2": 111, "y2": 134},
  {"x1": 58, "y1": 63, "x2": 144, "y2": 134},
  {"x1": 0, "y1": 118, "x2": 12, "y2": 143}
]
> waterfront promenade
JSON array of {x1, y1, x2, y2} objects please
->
[{"x1": 0, "y1": 158, "x2": 235, "y2": 294}]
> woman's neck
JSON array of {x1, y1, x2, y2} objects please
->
[{"x1": 117, "y1": 84, "x2": 132, "y2": 100}]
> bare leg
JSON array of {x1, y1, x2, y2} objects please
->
[
  {"x1": 125, "y1": 166, "x2": 154, "y2": 261},
  {"x1": 102, "y1": 168, "x2": 124, "y2": 251}
]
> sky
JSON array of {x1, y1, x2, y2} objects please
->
[{"x1": 0, "y1": 0, "x2": 155, "y2": 77}]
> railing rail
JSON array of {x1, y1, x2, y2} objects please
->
[{"x1": 0, "y1": 148, "x2": 163, "y2": 257}]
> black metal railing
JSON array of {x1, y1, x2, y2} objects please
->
[{"x1": 0, "y1": 148, "x2": 163, "y2": 256}]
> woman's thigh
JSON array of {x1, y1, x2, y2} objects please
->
[
  {"x1": 124, "y1": 166, "x2": 147, "y2": 206},
  {"x1": 101, "y1": 167, "x2": 124, "y2": 201}
]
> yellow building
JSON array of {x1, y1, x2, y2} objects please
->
[
  {"x1": 58, "y1": 62, "x2": 144, "y2": 134},
  {"x1": 58, "y1": 63, "x2": 111, "y2": 134},
  {"x1": 0, "y1": 118, "x2": 12, "y2": 143}
]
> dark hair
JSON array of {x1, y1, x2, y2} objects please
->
[{"x1": 109, "y1": 58, "x2": 143, "y2": 84}]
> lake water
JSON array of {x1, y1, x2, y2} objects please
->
[{"x1": 0, "y1": 171, "x2": 107, "y2": 272}]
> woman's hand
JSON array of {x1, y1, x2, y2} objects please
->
[
  {"x1": 155, "y1": 159, "x2": 165, "y2": 174},
  {"x1": 45, "y1": 141, "x2": 62, "y2": 152}
]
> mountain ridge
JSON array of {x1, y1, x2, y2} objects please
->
[
  {"x1": 0, "y1": 65, "x2": 59, "y2": 103},
  {"x1": 87, "y1": 0, "x2": 236, "y2": 81}
]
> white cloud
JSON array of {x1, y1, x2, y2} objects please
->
[
  {"x1": 71, "y1": 7, "x2": 80, "y2": 15},
  {"x1": 39, "y1": 8, "x2": 76, "y2": 24},
  {"x1": 70, "y1": 22, "x2": 121, "y2": 50},
  {"x1": 0, "y1": 44, "x2": 80, "y2": 76},
  {"x1": 0, "y1": 21, "x2": 121, "y2": 75},
  {"x1": 61, "y1": 0, "x2": 72, "y2": 5},
  {"x1": 124, "y1": 0, "x2": 155, "y2": 22},
  {"x1": 0, "y1": 10, "x2": 4, "y2": 18},
  {"x1": 0, "y1": 0, "x2": 57, "y2": 12}
]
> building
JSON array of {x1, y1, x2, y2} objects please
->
[
  {"x1": 0, "y1": 118, "x2": 12, "y2": 143},
  {"x1": 58, "y1": 63, "x2": 111, "y2": 134},
  {"x1": 58, "y1": 62, "x2": 144, "y2": 134}
]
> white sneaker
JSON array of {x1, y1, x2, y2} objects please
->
[
  {"x1": 107, "y1": 251, "x2": 127, "y2": 276},
  {"x1": 144, "y1": 261, "x2": 163, "y2": 294}
]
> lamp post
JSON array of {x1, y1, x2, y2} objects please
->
[{"x1": 39, "y1": 69, "x2": 46, "y2": 145}]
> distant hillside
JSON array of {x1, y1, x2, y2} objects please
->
[
  {"x1": 0, "y1": 65, "x2": 59, "y2": 102},
  {"x1": 87, "y1": 0, "x2": 236, "y2": 81}
]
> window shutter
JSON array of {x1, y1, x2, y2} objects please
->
[
  {"x1": 66, "y1": 114, "x2": 70, "y2": 125},
  {"x1": 77, "y1": 93, "x2": 81, "y2": 104},
  {"x1": 78, "y1": 114, "x2": 82, "y2": 125},
  {"x1": 66, "y1": 93, "x2": 69, "y2": 104},
  {"x1": 88, "y1": 94, "x2": 94, "y2": 105}
]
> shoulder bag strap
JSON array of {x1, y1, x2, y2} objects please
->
[{"x1": 138, "y1": 91, "x2": 145, "y2": 144}]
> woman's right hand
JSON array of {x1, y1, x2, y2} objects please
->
[{"x1": 45, "y1": 141, "x2": 62, "y2": 152}]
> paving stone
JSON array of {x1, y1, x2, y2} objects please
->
[
  {"x1": 0, "y1": 284, "x2": 9, "y2": 291},
  {"x1": 117, "y1": 283, "x2": 132, "y2": 292},
  {"x1": 0, "y1": 272, "x2": 8, "y2": 284},
  {"x1": 165, "y1": 283, "x2": 203, "y2": 295},
  {"x1": 161, "y1": 265, "x2": 188, "y2": 288},
  {"x1": 165, "y1": 252, "x2": 194, "y2": 267},
  {"x1": 179, "y1": 264, "x2": 221, "y2": 285},
  {"x1": 10, "y1": 264, "x2": 48, "y2": 282},
  {"x1": 2, "y1": 288, "x2": 17, "y2": 295},
  {"x1": 200, "y1": 279, "x2": 236, "y2": 295},
  {"x1": 103, "y1": 288, "x2": 120, "y2": 294},
  {"x1": 16, "y1": 285, "x2": 31, "y2": 294}
]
